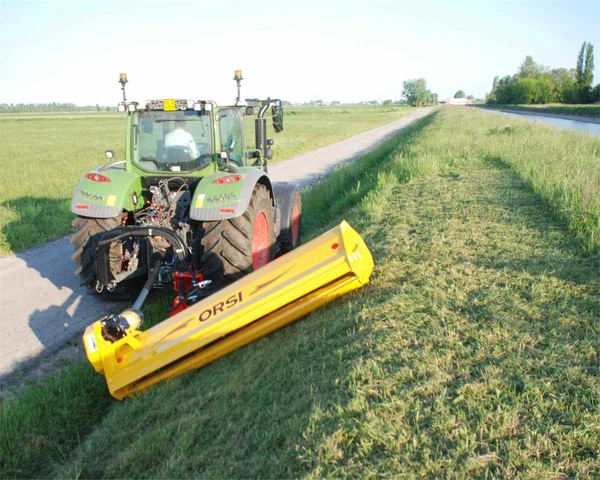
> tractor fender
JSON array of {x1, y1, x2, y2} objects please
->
[
  {"x1": 190, "y1": 168, "x2": 273, "y2": 222},
  {"x1": 71, "y1": 166, "x2": 144, "y2": 218},
  {"x1": 273, "y1": 182, "x2": 301, "y2": 243}
]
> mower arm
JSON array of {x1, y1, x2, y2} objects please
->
[{"x1": 83, "y1": 221, "x2": 374, "y2": 399}]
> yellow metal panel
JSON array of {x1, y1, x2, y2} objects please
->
[
  {"x1": 163, "y1": 99, "x2": 176, "y2": 111},
  {"x1": 84, "y1": 221, "x2": 374, "y2": 399}
]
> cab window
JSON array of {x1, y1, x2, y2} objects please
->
[
  {"x1": 219, "y1": 109, "x2": 246, "y2": 165},
  {"x1": 133, "y1": 110, "x2": 213, "y2": 173}
]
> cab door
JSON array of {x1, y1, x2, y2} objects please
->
[{"x1": 218, "y1": 108, "x2": 247, "y2": 166}]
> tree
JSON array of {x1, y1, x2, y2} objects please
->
[
  {"x1": 583, "y1": 43, "x2": 595, "y2": 102},
  {"x1": 576, "y1": 42, "x2": 595, "y2": 102},
  {"x1": 592, "y1": 84, "x2": 600, "y2": 103},
  {"x1": 494, "y1": 75, "x2": 514, "y2": 104},
  {"x1": 431, "y1": 93, "x2": 439, "y2": 104},
  {"x1": 402, "y1": 78, "x2": 428, "y2": 106},
  {"x1": 454, "y1": 90, "x2": 466, "y2": 98},
  {"x1": 513, "y1": 78, "x2": 537, "y2": 104},
  {"x1": 518, "y1": 56, "x2": 546, "y2": 78},
  {"x1": 466, "y1": 95, "x2": 474, "y2": 100},
  {"x1": 576, "y1": 42, "x2": 586, "y2": 91},
  {"x1": 492, "y1": 76, "x2": 499, "y2": 91},
  {"x1": 552, "y1": 68, "x2": 576, "y2": 103},
  {"x1": 382, "y1": 99, "x2": 393, "y2": 106},
  {"x1": 534, "y1": 74, "x2": 557, "y2": 104}
]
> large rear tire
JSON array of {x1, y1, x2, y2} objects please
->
[
  {"x1": 71, "y1": 215, "x2": 134, "y2": 299},
  {"x1": 201, "y1": 184, "x2": 275, "y2": 285}
]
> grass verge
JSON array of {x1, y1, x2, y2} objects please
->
[
  {"x1": 0, "y1": 106, "x2": 414, "y2": 257},
  {"x1": 2, "y1": 108, "x2": 598, "y2": 478},
  {"x1": 481, "y1": 104, "x2": 600, "y2": 118}
]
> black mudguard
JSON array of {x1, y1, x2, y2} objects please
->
[{"x1": 273, "y1": 182, "x2": 300, "y2": 245}]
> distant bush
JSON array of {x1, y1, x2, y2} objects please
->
[{"x1": 487, "y1": 43, "x2": 596, "y2": 105}]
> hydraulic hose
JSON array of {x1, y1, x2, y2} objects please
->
[
  {"x1": 132, "y1": 260, "x2": 162, "y2": 311},
  {"x1": 97, "y1": 226, "x2": 189, "y2": 264}
]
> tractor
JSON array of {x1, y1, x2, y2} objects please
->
[{"x1": 71, "y1": 71, "x2": 302, "y2": 311}]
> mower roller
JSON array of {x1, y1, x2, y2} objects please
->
[{"x1": 84, "y1": 221, "x2": 373, "y2": 399}]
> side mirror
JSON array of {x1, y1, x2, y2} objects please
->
[
  {"x1": 105, "y1": 150, "x2": 114, "y2": 159},
  {"x1": 225, "y1": 135, "x2": 236, "y2": 151},
  {"x1": 245, "y1": 106, "x2": 255, "y2": 116},
  {"x1": 272, "y1": 102, "x2": 283, "y2": 133}
]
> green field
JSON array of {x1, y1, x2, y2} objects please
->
[
  {"x1": 0, "y1": 105, "x2": 414, "y2": 257},
  {"x1": 2, "y1": 108, "x2": 598, "y2": 479},
  {"x1": 482, "y1": 104, "x2": 600, "y2": 118}
]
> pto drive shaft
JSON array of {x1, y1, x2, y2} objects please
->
[{"x1": 100, "y1": 260, "x2": 161, "y2": 342}]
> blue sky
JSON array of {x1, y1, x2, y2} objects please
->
[{"x1": 0, "y1": 0, "x2": 598, "y2": 105}]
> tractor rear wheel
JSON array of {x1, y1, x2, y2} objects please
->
[
  {"x1": 201, "y1": 184, "x2": 275, "y2": 285},
  {"x1": 71, "y1": 215, "x2": 134, "y2": 299}
]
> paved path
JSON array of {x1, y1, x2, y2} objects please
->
[{"x1": 0, "y1": 108, "x2": 433, "y2": 377}]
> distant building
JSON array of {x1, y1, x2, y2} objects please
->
[{"x1": 445, "y1": 98, "x2": 473, "y2": 106}]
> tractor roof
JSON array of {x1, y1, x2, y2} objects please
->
[{"x1": 119, "y1": 99, "x2": 221, "y2": 113}]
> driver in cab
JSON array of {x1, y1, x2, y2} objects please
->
[{"x1": 164, "y1": 119, "x2": 199, "y2": 159}]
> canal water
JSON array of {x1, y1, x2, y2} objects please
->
[{"x1": 497, "y1": 111, "x2": 600, "y2": 137}]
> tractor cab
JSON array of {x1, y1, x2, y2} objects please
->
[
  {"x1": 115, "y1": 70, "x2": 283, "y2": 178},
  {"x1": 122, "y1": 98, "x2": 278, "y2": 176},
  {"x1": 129, "y1": 104, "x2": 217, "y2": 174}
]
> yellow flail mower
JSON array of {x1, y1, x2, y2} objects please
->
[{"x1": 84, "y1": 221, "x2": 373, "y2": 399}]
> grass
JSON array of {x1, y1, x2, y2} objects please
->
[
  {"x1": 478, "y1": 109, "x2": 599, "y2": 254},
  {"x1": 0, "y1": 364, "x2": 113, "y2": 478},
  {"x1": 481, "y1": 104, "x2": 600, "y2": 118},
  {"x1": 2, "y1": 108, "x2": 599, "y2": 478},
  {"x1": 0, "y1": 105, "x2": 414, "y2": 257}
]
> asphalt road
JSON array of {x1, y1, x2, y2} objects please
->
[{"x1": 0, "y1": 108, "x2": 433, "y2": 377}]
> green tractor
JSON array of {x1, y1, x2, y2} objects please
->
[{"x1": 71, "y1": 71, "x2": 302, "y2": 306}]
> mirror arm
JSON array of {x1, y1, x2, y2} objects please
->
[
  {"x1": 217, "y1": 160, "x2": 239, "y2": 174},
  {"x1": 246, "y1": 149, "x2": 263, "y2": 167}
]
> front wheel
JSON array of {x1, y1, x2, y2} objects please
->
[{"x1": 201, "y1": 184, "x2": 275, "y2": 285}]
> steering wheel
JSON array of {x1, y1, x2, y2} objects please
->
[
  {"x1": 164, "y1": 145, "x2": 194, "y2": 164},
  {"x1": 138, "y1": 156, "x2": 161, "y2": 171}
]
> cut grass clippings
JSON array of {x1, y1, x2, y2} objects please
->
[
  {"x1": 1, "y1": 107, "x2": 599, "y2": 478},
  {"x1": 0, "y1": 106, "x2": 414, "y2": 257}
]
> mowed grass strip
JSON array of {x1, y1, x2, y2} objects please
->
[{"x1": 2, "y1": 108, "x2": 598, "y2": 478}]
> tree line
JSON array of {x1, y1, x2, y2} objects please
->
[
  {"x1": 0, "y1": 103, "x2": 114, "y2": 113},
  {"x1": 486, "y1": 42, "x2": 598, "y2": 105}
]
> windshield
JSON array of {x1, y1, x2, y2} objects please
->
[{"x1": 132, "y1": 110, "x2": 213, "y2": 173}]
